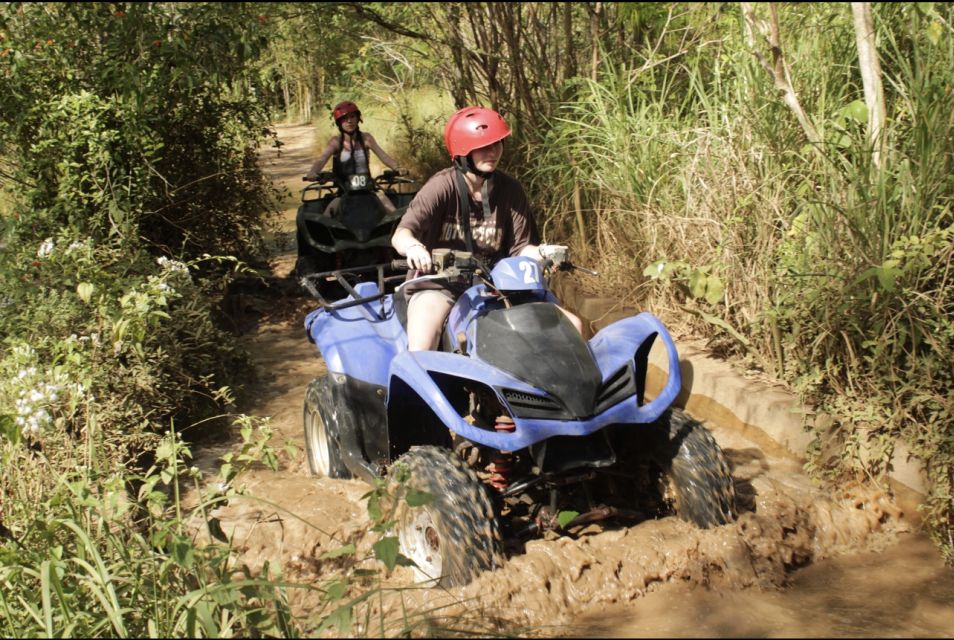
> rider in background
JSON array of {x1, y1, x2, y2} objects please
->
[
  {"x1": 391, "y1": 105, "x2": 583, "y2": 351},
  {"x1": 305, "y1": 100, "x2": 407, "y2": 214}
]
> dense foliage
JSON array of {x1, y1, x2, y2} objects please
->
[{"x1": 0, "y1": 2, "x2": 293, "y2": 634}]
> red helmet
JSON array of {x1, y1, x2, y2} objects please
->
[
  {"x1": 332, "y1": 101, "x2": 361, "y2": 124},
  {"x1": 444, "y1": 106, "x2": 511, "y2": 158}
]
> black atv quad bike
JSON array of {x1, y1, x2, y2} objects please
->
[{"x1": 294, "y1": 169, "x2": 419, "y2": 280}]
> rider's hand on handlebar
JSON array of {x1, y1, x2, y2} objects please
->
[
  {"x1": 538, "y1": 244, "x2": 569, "y2": 264},
  {"x1": 405, "y1": 243, "x2": 431, "y2": 272}
]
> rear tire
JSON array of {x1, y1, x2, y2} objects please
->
[
  {"x1": 653, "y1": 408, "x2": 736, "y2": 528},
  {"x1": 391, "y1": 446, "x2": 503, "y2": 587},
  {"x1": 303, "y1": 380, "x2": 352, "y2": 479}
]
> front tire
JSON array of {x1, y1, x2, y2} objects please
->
[
  {"x1": 391, "y1": 446, "x2": 503, "y2": 587},
  {"x1": 653, "y1": 408, "x2": 736, "y2": 528},
  {"x1": 303, "y1": 379, "x2": 352, "y2": 479}
]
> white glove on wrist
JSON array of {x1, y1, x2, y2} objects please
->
[{"x1": 538, "y1": 244, "x2": 569, "y2": 264}]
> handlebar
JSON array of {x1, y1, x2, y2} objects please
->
[
  {"x1": 302, "y1": 171, "x2": 336, "y2": 183},
  {"x1": 300, "y1": 249, "x2": 597, "y2": 311},
  {"x1": 301, "y1": 170, "x2": 418, "y2": 185}
]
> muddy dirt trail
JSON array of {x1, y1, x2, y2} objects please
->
[{"x1": 188, "y1": 123, "x2": 954, "y2": 637}]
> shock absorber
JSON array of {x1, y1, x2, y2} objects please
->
[{"x1": 487, "y1": 416, "x2": 515, "y2": 491}]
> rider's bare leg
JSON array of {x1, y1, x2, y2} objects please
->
[
  {"x1": 557, "y1": 306, "x2": 585, "y2": 336},
  {"x1": 374, "y1": 190, "x2": 396, "y2": 214},
  {"x1": 406, "y1": 290, "x2": 455, "y2": 351}
]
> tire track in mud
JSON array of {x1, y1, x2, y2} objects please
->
[{"x1": 188, "y1": 123, "x2": 910, "y2": 635}]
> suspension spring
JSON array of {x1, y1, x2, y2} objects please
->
[{"x1": 487, "y1": 416, "x2": 515, "y2": 491}]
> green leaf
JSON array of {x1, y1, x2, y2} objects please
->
[
  {"x1": 366, "y1": 493, "x2": 382, "y2": 522},
  {"x1": 77, "y1": 282, "x2": 94, "y2": 303},
  {"x1": 0, "y1": 415, "x2": 21, "y2": 445},
  {"x1": 704, "y1": 276, "x2": 725, "y2": 305},
  {"x1": 557, "y1": 510, "x2": 580, "y2": 528},
  {"x1": 318, "y1": 604, "x2": 352, "y2": 636},
  {"x1": 373, "y1": 536, "x2": 400, "y2": 571},
  {"x1": 875, "y1": 264, "x2": 902, "y2": 292},
  {"x1": 842, "y1": 99, "x2": 868, "y2": 124},
  {"x1": 404, "y1": 488, "x2": 434, "y2": 507},
  {"x1": 320, "y1": 543, "x2": 355, "y2": 560},
  {"x1": 322, "y1": 580, "x2": 349, "y2": 602},
  {"x1": 171, "y1": 536, "x2": 194, "y2": 568},
  {"x1": 206, "y1": 517, "x2": 229, "y2": 544},
  {"x1": 681, "y1": 306, "x2": 752, "y2": 347},
  {"x1": 688, "y1": 270, "x2": 708, "y2": 299},
  {"x1": 643, "y1": 260, "x2": 676, "y2": 280}
]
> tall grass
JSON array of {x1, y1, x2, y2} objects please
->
[{"x1": 530, "y1": 3, "x2": 953, "y2": 561}]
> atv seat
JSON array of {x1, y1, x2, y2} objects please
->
[{"x1": 393, "y1": 286, "x2": 409, "y2": 330}]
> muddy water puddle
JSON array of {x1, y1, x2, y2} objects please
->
[
  {"x1": 569, "y1": 534, "x2": 954, "y2": 638},
  {"x1": 183, "y1": 123, "x2": 954, "y2": 637}
]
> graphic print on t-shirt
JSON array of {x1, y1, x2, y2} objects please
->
[{"x1": 439, "y1": 214, "x2": 502, "y2": 255}]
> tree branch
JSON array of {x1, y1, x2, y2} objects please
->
[
  {"x1": 339, "y1": 2, "x2": 434, "y2": 42},
  {"x1": 741, "y1": 2, "x2": 822, "y2": 145}
]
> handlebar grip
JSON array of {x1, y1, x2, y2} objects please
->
[{"x1": 391, "y1": 259, "x2": 409, "y2": 270}]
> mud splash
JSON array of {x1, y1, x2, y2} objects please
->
[{"x1": 182, "y1": 123, "x2": 952, "y2": 637}]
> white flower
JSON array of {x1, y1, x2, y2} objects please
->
[
  {"x1": 157, "y1": 256, "x2": 189, "y2": 274},
  {"x1": 37, "y1": 238, "x2": 54, "y2": 258},
  {"x1": 66, "y1": 240, "x2": 85, "y2": 253}
]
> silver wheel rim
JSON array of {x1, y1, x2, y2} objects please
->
[
  {"x1": 400, "y1": 507, "x2": 443, "y2": 584},
  {"x1": 307, "y1": 408, "x2": 331, "y2": 477}
]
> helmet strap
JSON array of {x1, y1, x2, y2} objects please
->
[{"x1": 454, "y1": 154, "x2": 494, "y2": 180}]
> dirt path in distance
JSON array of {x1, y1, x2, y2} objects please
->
[{"x1": 185, "y1": 123, "x2": 931, "y2": 637}]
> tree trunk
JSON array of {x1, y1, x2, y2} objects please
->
[
  {"x1": 281, "y1": 72, "x2": 291, "y2": 123},
  {"x1": 590, "y1": 2, "x2": 602, "y2": 81},
  {"x1": 563, "y1": 1, "x2": 576, "y2": 89},
  {"x1": 851, "y1": 2, "x2": 886, "y2": 168},
  {"x1": 740, "y1": 2, "x2": 821, "y2": 145}
]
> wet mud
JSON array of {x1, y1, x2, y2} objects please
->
[{"x1": 184, "y1": 123, "x2": 953, "y2": 637}]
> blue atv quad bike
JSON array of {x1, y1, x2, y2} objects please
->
[
  {"x1": 300, "y1": 248, "x2": 736, "y2": 587},
  {"x1": 294, "y1": 169, "x2": 420, "y2": 280}
]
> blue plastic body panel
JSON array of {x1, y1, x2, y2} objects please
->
[
  {"x1": 304, "y1": 274, "x2": 682, "y2": 452},
  {"x1": 304, "y1": 281, "x2": 406, "y2": 386}
]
